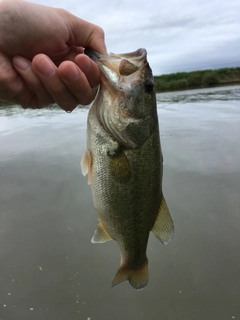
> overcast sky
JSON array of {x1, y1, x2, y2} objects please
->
[{"x1": 33, "y1": 0, "x2": 240, "y2": 75}]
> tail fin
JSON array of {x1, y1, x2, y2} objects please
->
[{"x1": 111, "y1": 259, "x2": 148, "y2": 290}]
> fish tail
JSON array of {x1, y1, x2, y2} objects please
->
[{"x1": 111, "y1": 258, "x2": 148, "y2": 290}]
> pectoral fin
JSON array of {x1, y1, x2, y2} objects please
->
[
  {"x1": 80, "y1": 150, "x2": 93, "y2": 185},
  {"x1": 81, "y1": 150, "x2": 89, "y2": 176},
  {"x1": 151, "y1": 195, "x2": 174, "y2": 245},
  {"x1": 108, "y1": 149, "x2": 131, "y2": 183},
  {"x1": 91, "y1": 221, "x2": 113, "y2": 243}
]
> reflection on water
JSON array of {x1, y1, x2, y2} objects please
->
[{"x1": 0, "y1": 86, "x2": 240, "y2": 319}]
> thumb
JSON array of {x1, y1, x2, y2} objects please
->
[{"x1": 58, "y1": 9, "x2": 107, "y2": 55}]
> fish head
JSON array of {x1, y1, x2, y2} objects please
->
[{"x1": 85, "y1": 48, "x2": 158, "y2": 148}]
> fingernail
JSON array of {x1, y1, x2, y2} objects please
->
[
  {"x1": 63, "y1": 65, "x2": 79, "y2": 82},
  {"x1": 13, "y1": 56, "x2": 31, "y2": 71},
  {"x1": 35, "y1": 56, "x2": 56, "y2": 77}
]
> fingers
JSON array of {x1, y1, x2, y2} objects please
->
[
  {"x1": 32, "y1": 54, "x2": 78, "y2": 111},
  {"x1": 58, "y1": 59, "x2": 98, "y2": 106},
  {"x1": 0, "y1": 54, "x2": 33, "y2": 108},
  {"x1": 13, "y1": 53, "x2": 100, "y2": 111},
  {"x1": 32, "y1": 54, "x2": 100, "y2": 111},
  {"x1": 13, "y1": 56, "x2": 54, "y2": 108},
  {"x1": 73, "y1": 54, "x2": 100, "y2": 88}
]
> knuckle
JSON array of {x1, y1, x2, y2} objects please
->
[
  {"x1": 55, "y1": 7, "x2": 69, "y2": 17},
  {"x1": 95, "y1": 26, "x2": 105, "y2": 39}
]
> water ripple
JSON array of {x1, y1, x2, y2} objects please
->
[{"x1": 157, "y1": 85, "x2": 240, "y2": 104}]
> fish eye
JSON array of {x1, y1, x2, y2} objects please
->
[{"x1": 145, "y1": 79, "x2": 154, "y2": 93}]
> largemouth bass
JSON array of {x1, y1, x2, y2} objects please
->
[{"x1": 81, "y1": 48, "x2": 174, "y2": 290}]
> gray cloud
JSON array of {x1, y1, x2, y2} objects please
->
[{"x1": 34, "y1": 0, "x2": 240, "y2": 74}]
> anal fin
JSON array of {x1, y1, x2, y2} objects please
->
[
  {"x1": 91, "y1": 220, "x2": 113, "y2": 243},
  {"x1": 151, "y1": 194, "x2": 174, "y2": 245}
]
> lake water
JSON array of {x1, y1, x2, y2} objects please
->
[{"x1": 0, "y1": 85, "x2": 240, "y2": 320}]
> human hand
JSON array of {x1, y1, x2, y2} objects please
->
[{"x1": 0, "y1": 0, "x2": 107, "y2": 111}]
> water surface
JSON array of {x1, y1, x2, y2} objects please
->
[{"x1": 0, "y1": 86, "x2": 240, "y2": 320}]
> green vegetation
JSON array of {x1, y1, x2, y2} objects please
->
[
  {"x1": 1, "y1": 68, "x2": 240, "y2": 108},
  {"x1": 154, "y1": 67, "x2": 240, "y2": 92}
]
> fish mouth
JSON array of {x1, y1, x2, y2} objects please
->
[
  {"x1": 84, "y1": 48, "x2": 148, "y2": 90},
  {"x1": 84, "y1": 48, "x2": 147, "y2": 65},
  {"x1": 85, "y1": 48, "x2": 154, "y2": 149}
]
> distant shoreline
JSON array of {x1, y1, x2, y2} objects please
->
[
  {"x1": 1, "y1": 67, "x2": 240, "y2": 106},
  {"x1": 155, "y1": 81, "x2": 240, "y2": 93},
  {"x1": 154, "y1": 66, "x2": 240, "y2": 93}
]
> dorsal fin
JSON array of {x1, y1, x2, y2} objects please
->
[{"x1": 151, "y1": 195, "x2": 174, "y2": 245}]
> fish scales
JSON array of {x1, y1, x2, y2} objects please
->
[{"x1": 81, "y1": 48, "x2": 174, "y2": 289}]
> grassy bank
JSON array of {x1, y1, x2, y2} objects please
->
[
  {"x1": 154, "y1": 67, "x2": 240, "y2": 92},
  {"x1": 1, "y1": 67, "x2": 240, "y2": 108}
]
